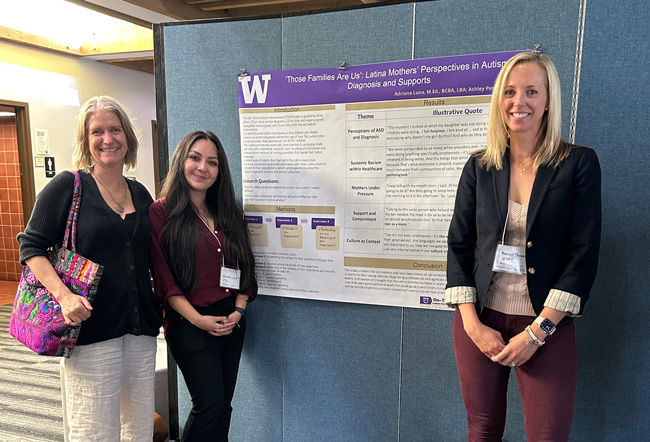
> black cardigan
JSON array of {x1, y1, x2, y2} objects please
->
[
  {"x1": 18, "y1": 171, "x2": 162, "y2": 345},
  {"x1": 446, "y1": 146, "x2": 602, "y2": 315}
]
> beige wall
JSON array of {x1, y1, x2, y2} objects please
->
[{"x1": 0, "y1": 39, "x2": 156, "y2": 197}]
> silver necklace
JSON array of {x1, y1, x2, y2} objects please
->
[{"x1": 94, "y1": 174, "x2": 127, "y2": 213}]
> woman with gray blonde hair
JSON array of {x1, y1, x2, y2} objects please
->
[
  {"x1": 18, "y1": 95, "x2": 162, "y2": 441},
  {"x1": 445, "y1": 52, "x2": 601, "y2": 441}
]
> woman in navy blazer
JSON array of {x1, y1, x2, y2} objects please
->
[{"x1": 445, "y1": 52, "x2": 601, "y2": 442}]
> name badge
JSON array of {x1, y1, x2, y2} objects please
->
[
  {"x1": 220, "y1": 266, "x2": 241, "y2": 290},
  {"x1": 492, "y1": 244, "x2": 526, "y2": 275}
]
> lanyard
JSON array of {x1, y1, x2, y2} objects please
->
[
  {"x1": 499, "y1": 203, "x2": 511, "y2": 245},
  {"x1": 192, "y1": 207, "x2": 239, "y2": 270},
  {"x1": 491, "y1": 202, "x2": 526, "y2": 275}
]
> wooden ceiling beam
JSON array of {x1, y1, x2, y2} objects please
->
[
  {"x1": 0, "y1": 26, "x2": 81, "y2": 56},
  {"x1": 0, "y1": 26, "x2": 152, "y2": 58},
  {"x1": 79, "y1": 39, "x2": 153, "y2": 56},
  {"x1": 122, "y1": 0, "x2": 223, "y2": 20},
  {"x1": 99, "y1": 58, "x2": 154, "y2": 75},
  {"x1": 198, "y1": 0, "x2": 374, "y2": 17},
  {"x1": 125, "y1": 0, "x2": 400, "y2": 20},
  {"x1": 185, "y1": 0, "x2": 230, "y2": 4},
  {"x1": 199, "y1": 0, "x2": 311, "y2": 12}
]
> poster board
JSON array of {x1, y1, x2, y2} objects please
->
[{"x1": 238, "y1": 50, "x2": 522, "y2": 308}]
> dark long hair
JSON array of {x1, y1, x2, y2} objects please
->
[{"x1": 159, "y1": 131, "x2": 256, "y2": 299}]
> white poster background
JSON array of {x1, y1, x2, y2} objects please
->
[{"x1": 239, "y1": 52, "x2": 520, "y2": 309}]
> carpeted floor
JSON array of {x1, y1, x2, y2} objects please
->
[{"x1": 0, "y1": 304, "x2": 65, "y2": 442}]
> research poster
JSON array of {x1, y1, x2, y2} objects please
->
[{"x1": 238, "y1": 50, "x2": 522, "y2": 309}]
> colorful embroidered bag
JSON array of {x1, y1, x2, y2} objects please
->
[{"x1": 9, "y1": 171, "x2": 103, "y2": 357}]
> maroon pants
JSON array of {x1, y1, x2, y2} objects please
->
[{"x1": 452, "y1": 308, "x2": 577, "y2": 442}]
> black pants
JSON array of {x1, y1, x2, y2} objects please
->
[{"x1": 166, "y1": 296, "x2": 245, "y2": 442}]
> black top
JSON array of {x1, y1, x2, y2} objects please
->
[
  {"x1": 18, "y1": 170, "x2": 162, "y2": 345},
  {"x1": 446, "y1": 146, "x2": 602, "y2": 315}
]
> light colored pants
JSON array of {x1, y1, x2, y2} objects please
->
[{"x1": 60, "y1": 334, "x2": 157, "y2": 442}]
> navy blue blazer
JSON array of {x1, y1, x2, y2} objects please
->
[{"x1": 446, "y1": 145, "x2": 602, "y2": 315}]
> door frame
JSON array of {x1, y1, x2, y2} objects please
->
[{"x1": 0, "y1": 99, "x2": 34, "y2": 225}]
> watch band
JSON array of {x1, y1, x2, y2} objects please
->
[
  {"x1": 234, "y1": 307, "x2": 246, "y2": 318},
  {"x1": 534, "y1": 316, "x2": 556, "y2": 335}
]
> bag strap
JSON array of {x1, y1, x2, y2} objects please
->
[{"x1": 61, "y1": 170, "x2": 82, "y2": 252}]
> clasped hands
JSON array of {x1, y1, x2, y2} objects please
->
[
  {"x1": 467, "y1": 323, "x2": 539, "y2": 367},
  {"x1": 195, "y1": 311, "x2": 242, "y2": 336}
]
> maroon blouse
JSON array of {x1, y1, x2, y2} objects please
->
[{"x1": 148, "y1": 199, "x2": 250, "y2": 333}]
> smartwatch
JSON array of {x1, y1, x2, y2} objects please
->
[
  {"x1": 533, "y1": 316, "x2": 556, "y2": 335},
  {"x1": 234, "y1": 307, "x2": 246, "y2": 319}
]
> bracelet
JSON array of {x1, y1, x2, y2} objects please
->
[
  {"x1": 525, "y1": 325, "x2": 545, "y2": 347},
  {"x1": 234, "y1": 307, "x2": 246, "y2": 318}
]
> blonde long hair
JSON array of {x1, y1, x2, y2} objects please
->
[
  {"x1": 477, "y1": 52, "x2": 571, "y2": 170},
  {"x1": 72, "y1": 96, "x2": 139, "y2": 172}
]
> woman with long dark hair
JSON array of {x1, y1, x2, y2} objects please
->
[
  {"x1": 149, "y1": 130, "x2": 256, "y2": 441},
  {"x1": 445, "y1": 52, "x2": 601, "y2": 441}
]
